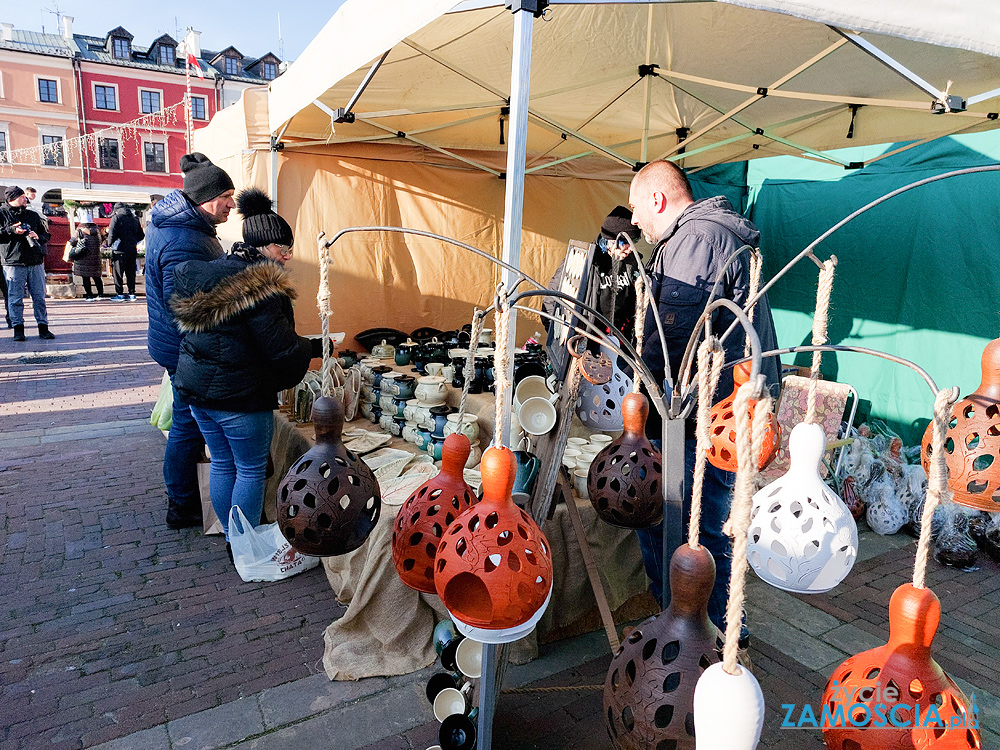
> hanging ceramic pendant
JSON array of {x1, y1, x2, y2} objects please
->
[
  {"x1": 392, "y1": 434, "x2": 477, "y2": 593},
  {"x1": 587, "y1": 392, "x2": 663, "y2": 528},
  {"x1": 921, "y1": 337, "x2": 1000, "y2": 512},
  {"x1": 707, "y1": 361, "x2": 780, "y2": 472},
  {"x1": 604, "y1": 544, "x2": 720, "y2": 749},
  {"x1": 693, "y1": 663, "x2": 765, "y2": 750},
  {"x1": 434, "y1": 445, "x2": 553, "y2": 643},
  {"x1": 576, "y1": 337, "x2": 632, "y2": 431},
  {"x1": 276, "y1": 396, "x2": 382, "y2": 556},
  {"x1": 747, "y1": 422, "x2": 858, "y2": 593},
  {"x1": 822, "y1": 583, "x2": 981, "y2": 750}
]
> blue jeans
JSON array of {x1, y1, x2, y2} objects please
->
[
  {"x1": 3, "y1": 264, "x2": 47, "y2": 326},
  {"x1": 164, "y1": 384, "x2": 206, "y2": 520},
  {"x1": 635, "y1": 437, "x2": 736, "y2": 633},
  {"x1": 190, "y1": 407, "x2": 273, "y2": 541}
]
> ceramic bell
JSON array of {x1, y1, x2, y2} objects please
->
[
  {"x1": 693, "y1": 663, "x2": 765, "y2": 750},
  {"x1": 747, "y1": 422, "x2": 857, "y2": 594},
  {"x1": 392, "y1": 434, "x2": 477, "y2": 593},
  {"x1": 707, "y1": 361, "x2": 780, "y2": 472},
  {"x1": 587, "y1": 392, "x2": 664, "y2": 528},
  {"x1": 921, "y1": 338, "x2": 1000, "y2": 512},
  {"x1": 604, "y1": 544, "x2": 720, "y2": 749},
  {"x1": 576, "y1": 338, "x2": 632, "y2": 431},
  {"x1": 276, "y1": 396, "x2": 382, "y2": 556},
  {"x1": 822, "y1": 583, "x2": 980, "y2": 750},
  {"x1": 434, "y1": 446, "x2": 553, "y2": 642}
]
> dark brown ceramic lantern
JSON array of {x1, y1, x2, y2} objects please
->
[
  {"x1": 587, "y1": 392, "x2": 663, "y2": 528},
  {"x1": 392, "y1": 434, "x2": 477, "y2": 593},
  {"x1": 434, "y1": 446, "x2": 552, "y2": 634},
  {"x1": 921, "y1": 338, "x2": 1000, "y2": 513},
  {"x1": 276, "y1": 396, "x2": 382, "y2": 556},
  {"x1": 707, "y1": 361, "x2": 780, "y2": 472},
  {"x1": 822, "y1": 584, "x2": 980, "y2": 750},
  {"x1": 605, "y1": 543, "x2": 721, "y2": 750}
]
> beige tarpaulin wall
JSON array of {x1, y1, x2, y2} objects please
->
[{"x1": 196, "y1": 89, "x2": 633, "y2": 344}]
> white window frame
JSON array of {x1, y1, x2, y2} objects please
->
[
  {"x1": 141, "y1": 136, "x2": 168, "y2": 174},
  {"x1": 92, "y1": 82, "x2": 120, "y2": 112},
  {"x1": 0, "y1": 71, "x2": 6, "y2": 99},
  {"x1": 97, "y1": 136, "x2": 122, "y2": 171},
  {"x1": 138, "y1": 87, "x2": 163, "y2": 115},
  {"x1": 189, "y1": 95, "x2": 208, "y2": 121},
  {"x1": 38, "y1": 126, "x2": 67, "y2": 168},
  {"x1": 35, "y1": 75, "x2": 62, "y2": 105},
  {"x1": 0, "y1": 122, "x2": 10, "y2": 164}
]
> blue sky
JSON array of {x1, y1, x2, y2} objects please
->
[{"x1": 10, "y1": 0, "x2": 348, "y2": 61}]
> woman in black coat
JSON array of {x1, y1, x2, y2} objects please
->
[
  {"x1": 170, "y1": 188, "x2": 320, "y2": 545},
  {"x1": 72, "y1": 222, "x2": 104, "y2": 300}
]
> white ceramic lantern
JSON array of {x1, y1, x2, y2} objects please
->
[
  {"x1": 747, "y1": 422, "x2": 858, "y2": 594},
  {"x1": 693, "y1": 663, "x2": 764, "y2": 750}
]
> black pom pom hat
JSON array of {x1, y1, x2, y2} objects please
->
[{"x1": 236, "y1": 187, "x2": 293, "y2": 248}]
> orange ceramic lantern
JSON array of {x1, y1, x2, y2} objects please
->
[
  {"x1": 707, "y1": 361, "x2": 780, "y2": 472},
  {"x1": 587, "y1": 392, "x2": 664, "y2": 528},
  {"x1": 392, "y1": 434, "x2": 477, "y2": 593},
  {"x1": 604, "y1": 543, "x2": 720, "y2": 749},
  {"x1": 434, "y1": 446, "x2": 552, "y2": 641},
  {"x1": 822, "y1": 584, "x2": 980, "y2": 750},
  {"x1": 921, "y1": 338, "x2": 1000, "y2": 512}
]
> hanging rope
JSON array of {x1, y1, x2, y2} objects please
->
[
  {"x1": 722, "y1": 376, "x2": 772, "y2": 675},
  {"x1": 744, "y1": 251, "x2": 763, "y2": 358},
  {"x1": 689, "y1": 337, "x2": 725, "y2": 548},
  {"x1": 493, "y1": 292, "x2": 514, "y2": 448},
  {"x1": 457, "y1": 309, "x2": 485, "y2": 423},
  {"x1": 806, "y1": 257, "x2": 837, "y2": 424},
  {"x1": 913, "y1": 388, "x2": 958, "y2": 589},
  {"x1": 317, "y1": 240, "x2": 335, "y2": 399},
  {"x1": 632, "y1": 275, "x2": 649, "y2": 394}
]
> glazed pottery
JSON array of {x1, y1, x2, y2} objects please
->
[
  {"x1": 416, "y1": 376, "x2": 448, "y2": 406},
  {"x1": 338, "y1": 349, "x2": 359, "y2": 367},
  {"x1": 404, "y1": 399, "x2": 421, "y2": 423},
  {"x1": 821, "y1": 583, "x2": 980, "y2": 749},
  {"x1": 403, "y1": 421, "x2": 420, "y2": 444},
  {"x1": 693, "y1": 663, "x2": 765, "y2": 750},
  {"x1": 434, "y1": 446, "x2": 553, "y2": 636},
  {"x1": 276, "y1": 396, "x2": 381, "y2": 556},
  {"x1": 428, "y1": 434, "x2": 447, "y2": 461},
  {"x1": 433, "y1": 618, "x2": 461, "y2": 656},
  {"x1": 478, "y1": 328, "x2": 494, "y2": 347},
  {"x1": 605, "y1": 544, "x2": 721, "y2": 750},
  {"x1": 372, "y1": 339, "x2": 395, "y2": 360},
  {"x1": 465, "y1": 441, "x2": 482, "y2": 469},
  {"x1": 426, "y1": 362, "x2": 444, "y2": 377},
  {"x1": 519, "y1": 397, "x2": 557, "y2": 436},
  {"x1": 587, "y1": 392, "x2": 664, "y2": 528},
  {"x1": 379, "y1": 371, "x2": 401, "y2": 394},
  {"x1": 512, "y1": 450, "x2": 540, "y2": 496},
  {"x1": 439, "y1": 712, "x2": 477, "y2": 750},
  {"x1": 515, "y1": 375, "x2": 557, "y2": 408},
  {"x1": 922, "y1": 337, "x2": 1000, "y2": 512},
  {"x1": 379, "y1": 413, "x2": 395, "y2": 433},
  {"x1": 430, "y1": 405, "x2": 455, "y2": 438},
  {"x1": 391, "y1": 416, "x2": 405, "y2": 437},
  {"x1": 426, "y1": 672, "x2": 461, "y2": 704},
  {"x1": 371, "y1": 366, "x2": 393, "y2": 389},
  {"x1": 416, "y1": 427, "x2": 433, "y2": 451},
  {"x1": 394, "y1": 375, "x2": 417, "y2": 400},
  {"x1": 445, "y1": 413, "x2": 480, "y2": 443},
  {"x1": 392, "y1": 434, "x2": 476, "y2": 593},
  {"x1": 707, "y1": 361, "x2": 780, "y2": 472},
  {"x1": 573, "y1": 468, "x2": 590, "y2": 500},
  {"x1": 392, "y1": 396, "x2": 408, "y2": 419}
]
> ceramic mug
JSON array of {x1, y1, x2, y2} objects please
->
[
  {"x1": 433, "y1": 683, "x2": 472, "y2": 722},
  {"x1": 426, "y1": 362, "x2": 444, "y2": 377},
  {"x1": 566, "y1": 437, "x2": 589, "y2": 449},
  {"x1": 573, "y1": 468, "x2": 590, "y2": 500},
  {"x1": 512, "y1": 450, "x2": 541, "y2": 496},
  {"x1": 518, "y1": 397, "x2": 556, "y2": 436},
  {"x1": 426, "y1": 672, "x2": 461, "y2": 705},
  {"x1": 455, "y1": 636, "x2": 482, "y2": 679},
  {"x1": 439, "y1": 712, "x2": 477, "y2": 750},
  {"x1": 441, "y1": 365, "x2": 455, "y2": 382},
  {"x1": 590, "y1": 434, "x2": 613, "y2": 449}
]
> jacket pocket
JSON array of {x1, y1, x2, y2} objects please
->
[{"x1": 657, "y1": 280, "x2": 707, "y2": 333}]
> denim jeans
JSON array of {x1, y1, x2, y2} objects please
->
[
  {"x1": 3, "y1": 264, "x2": 48, "y2": 326},
  {"x1": 634, "y1": 437, "x2": 736, "y2": 633},
  {"x1": 190, "y1": 407, "x2": 273, "y2": 541},
  {"x1": 164, "y1": 384, "x2": 206, "y2": 520}
]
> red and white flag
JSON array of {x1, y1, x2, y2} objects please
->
[{"x1": 187, "y1": 49, "x2": 204, "y2": 80}]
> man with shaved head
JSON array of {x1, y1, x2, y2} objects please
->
[{"x1": 628, "y1": 159, "x2": 779, "y2": 641}]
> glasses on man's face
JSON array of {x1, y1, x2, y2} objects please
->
[{"x1": 598, "y1": 236, "x2": 632, "y2": 253}]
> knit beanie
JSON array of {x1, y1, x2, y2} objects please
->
[
  {"x1": 180, "y1": 153, "x2": 235, "y2": 205},
  {"x1": 5, "y1": 185, "x2": 25, "y2": 203},
  {"x1": 600, "y1": 205, "x2": 641, "y2": 241},
  {"x1": 236, "y1": 187, "x2": 293, "y2": 247}
]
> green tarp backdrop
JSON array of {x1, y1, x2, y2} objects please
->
[{"x1": 687, "y1": 132, "x2": 1000, "y2": 444}]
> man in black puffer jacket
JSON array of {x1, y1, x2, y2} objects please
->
[{"x1": 145, "y1": 153, "x2": 235, "y2": 529}]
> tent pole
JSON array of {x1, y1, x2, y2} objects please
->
[{"x1": 479, "y1": 6, "x2": 537, "y2": 750}]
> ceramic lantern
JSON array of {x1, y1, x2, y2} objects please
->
[
  {"x1": 921, "y1": 338, "x2": 1000, "y2": 512},
  {"x1": 747, "y1": 422, "x2": 858, "y2": 593},
  {"x1": 392, "y1": 434, "x2": 477, "y2": 593},
  {"x1": 587, "y1": 392, "x2": 664, "y2": 528},
  {"x1": 693, "y1": 662, "x2": 765, "y2": 750},
  {"x1": 604, "y1": 544, "x2": 721, "y2": 750},
  {"x1": 434, "y1": 446, "x2": 553, "y2": 643},
  {"x1": 707, "y1": 361, "x2": 780, "y2": 472},
  {"x1": 276, "y1": 396, "x2": 382, "y2": 556},
  {"x1": 576, "y1": 338, "x2": 633, "y2": 431},
  {"x1": 822, "y1": 584, "x2": 981, "y2": 750}
]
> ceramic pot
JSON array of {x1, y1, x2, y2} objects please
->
[
  {"x1": 392, "y1": 396, "x2": 408, "y2": 419},
  {"x1": 445, "y1": 413, "x2": 480, "y2": 443},
  {"x1": 430, "y1": 405, "x2": 455, "y2": 438},
  {"x1": 403, "y1": 399, "x2": 421, "y2": 423},
  {"x1": 434, "y1": 446, "x2": 553, "y2": 636},
  {"x1": 707, "y1": 361, "x2": 780, "y2": 472},
  {"x1": 466, "y1": 441, "x2": 482, "y2": 469},
  {"x1": 433, "y1": 619, "x2": 462, "y2": 656},
  {"x1": 360, "y1": 358, "x2": 380, "y2": 383},
  {"x1": 450, "y1": 355, "x2": 467, "y2": 389},
  {"x1": 369, "y1": 405, "x2": 382, "y2": 425},
  {"x1": 379, "y1": 413, "x2": 395, "y2": 432},
  {"x1": 403, "y1": 421, "x2": 420, "y2": 444},
  {"x1": 416, "y1": 427, "x2": 433, "y2": 451},
  {"x1": 587, "y1": 392, "x2": 664, "y2": 528},
  {"x1": 391, "y1": 416, "x2": 406, "y2": 437},
  {"x1": 576, "y1": 337, "x2": 632, "y2": 431},
  {"x1": 395, "y1": 339, "x2": 417, "y2": 366},
  {"x1": 371, "y1": 366, "x2": 393, "y2": 389},
  {"x1": 372, "y1": 339, "x2": 395, "y2": 360},
  {"x1": 360, "y1": 401, "x2": 374, "y2": 420},
  {"x1": 360, "y1": 385, "x2": 376, "y2": 403},
  {"x1": 379, "y1": 372, "x2": 401, "y2": 395},
  {"x1": 428, "y1": 434, "x2": 446, "y2": 461},
  {"x1": 416, "y1": 405, "x2": 434, "y2": 430},
  {"x1": 416, "y1": 376, "x2": 448, "y2": 406},
  {"x1": 338, "y1": 349, "x2": 359, "y2": 368},
  {"x1": 478, "y1": 328, "x2": 494, "y2": 347},
  {"x1": 379, "y1": 394, "x2": 397, "y2": 413},
  {"x1": 822, "y1": 583, "x2": 981, "y2": 749},
  {"x1": 276, "y1": 396, "x2": 381, "y2": 556},
  {"x1": 922, "y1": 337, "x2": 1000, "y2": 512},
  {"x1": 394, "y1": 375, "x2": 417, "y2": 400}
]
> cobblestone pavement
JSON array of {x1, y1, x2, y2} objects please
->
[{"x1": 2, "y1": 296, "x2": 998, "y2": 750}]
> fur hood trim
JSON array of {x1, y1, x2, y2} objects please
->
[{"x1": 172, "y1": 261, "x2": 297, "y2": 333}]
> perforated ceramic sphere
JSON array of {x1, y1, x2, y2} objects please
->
[
  {"x1": 748, "y1": 423, "x2": 858, "y2": 593},
  {"x1": 866, "y1": 493, "x2": 908, "y2": 536},
  {"x1": 276, "y1": 396, "x2": 382, "y2": 556},
  {"x1": 577, "y1": 363, "x2": 632, "y2": 431},
  {"x1": 707, "y1": 361, "x2": 780, "y2": 472}
]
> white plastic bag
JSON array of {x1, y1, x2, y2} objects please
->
[{"x1": 228, "y1": 506, "x2": 319, "y2": 582}]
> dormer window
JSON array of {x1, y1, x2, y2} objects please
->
[
  {"x1": 158, "y1": 44, "x2": 175, "y2": 65},
  {"x1": 263, "y1": 62, "x2": 277, "y2": 80},
  {"x1": 112, "y1": 37, "x2": 130, "y2": 59},
  {"x1": 224, "y1": 55, "x2": 240, "y2": 76}
]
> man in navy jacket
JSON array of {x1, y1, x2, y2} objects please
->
[{"x1": 146, "y1": 153, "x2": 235, "y2": 528}]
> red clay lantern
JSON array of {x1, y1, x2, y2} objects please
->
[
  {"x1": 276, "y1": 396, "x2": 381, "y2": 556},
  {"x1": 434, "y1": 445, "x2": 553, "y2": 643},
  {"x1": 392, "y1": 434, "x2": 477, "y2": 593},
  {"x1": 708, "y1": 361, "x2": 780, "y2": 472},
  {"x1": 921, "y1": 338, "x2": 1000, "y2": 513},
  {"x1": 604, "y1": 543, "x2": 720, "y2": 749},
  {"x1": 587, "y1": 392, "x2": 664, "y2": 528},
  {"x1": 821, "y1": 583, "x2": 980, "y2": 750}
]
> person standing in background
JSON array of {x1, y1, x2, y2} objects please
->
[
  {"x1": 0, "y1": 186, "x2": 54, "y2": 341},
  {"x1": 107, "y1": 203, "x2": 145, "y2": 301},
  {"x1": 72, "y1": 222, "x2": 104, "y2": 301}
]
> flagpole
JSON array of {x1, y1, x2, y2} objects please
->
[{"x1": 185, "y1": 53, "x2": 193, "y2": 152}]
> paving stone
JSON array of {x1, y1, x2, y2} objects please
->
[
  {"x1": 820, "y1": 622, "x2": 885, "y2": 654},
  {"x1": 746, "y1": 602, "x2": 847, "y2": 672},
  {"x1": 168, "y1": 695, "x2": 265, "y2": 749},
  {"x1": 746, "y1": 578, "x2": 841, "y2": 634}
]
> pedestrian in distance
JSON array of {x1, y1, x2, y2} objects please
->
[
  {"x1": 0, "y1": 185, "x2": 55, "y2": 341},
  {"x1": 72, "y1": 222, "x2": 105, "y2": 301},
  {"x1": 107, "y1": 202, "x2": 145, "y2": 301}
]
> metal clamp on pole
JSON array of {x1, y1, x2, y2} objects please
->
[{"x1": 505, "y1": 0, "x2": 549, "y2": 17}]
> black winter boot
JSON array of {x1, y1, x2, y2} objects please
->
[
  {"x1": 12, "y1": 324, "x2": 25, "y2": 342},
  {"x1": 38, "y1": 324, "x2": 55, "y2": 340}
]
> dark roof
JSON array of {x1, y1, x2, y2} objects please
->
[
  {"x1": 150, "y1": 34, "x2": 178, "y2": 48},
  {"x1": 105, "y1": 26, "x2": 134, "y2": 41},
  {"x1": 0, "y1": 30, "x2": 75, "y2": 57}
]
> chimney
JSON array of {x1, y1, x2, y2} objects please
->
[
  {"x1": 184, "y1": 28, "x2": 201, "y2": 59},
  {"x1": 61, "y1": 15, "x2": 73, "y2": 40},
  {"x1": 1, "y1": 23, "x2": 13, "y2": 42}
]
